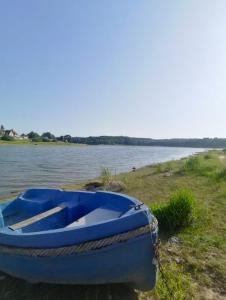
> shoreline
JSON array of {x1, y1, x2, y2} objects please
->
[
  {"x1": 0, "y1": 140, "x2": 87, "y2": 146},
  {"x1": 0, "y1": 150, "x2": 206, "y2": 201},
  {"x1": 0, "y1": 149, "x2": 225, "y2": 299},
  {"x1": 0, "y1": 144, "x2": 215, "y2": 149},
  {"x1": 0, "y1": 139, "x2": 218, "y2": 148}
]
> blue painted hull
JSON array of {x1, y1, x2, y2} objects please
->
[
  {"x1": 0, "y1": 234, "x2": 157, "y2": 290},
  {"x1": 0, "y1": 189, "x2": 158, "y2": 290}
]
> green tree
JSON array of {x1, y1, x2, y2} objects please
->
[
  {"x1": 27, "y1": 131, "x2": 40, "y2": 139},
  {"x1": 41, "y1": 132, "x2": 55, "y2": 140}
]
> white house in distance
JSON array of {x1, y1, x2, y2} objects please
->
[
  {"x1": 4, "y1": 129, "x2": 19, "y2": 138},
  {"x1": 0, "y1": 125, "x2": 28, "y2": 140}
]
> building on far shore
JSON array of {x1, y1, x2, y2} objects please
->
[
  {"x1": 4, "y1": 129, "x2": 20, "y2": 138},
  {"x1": 0, "y1": 125, "x2": 28, "y2": 140}
]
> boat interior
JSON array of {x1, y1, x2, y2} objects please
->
[{"x1": 0, "y1": 189, "x2": 135, "y2": 233}]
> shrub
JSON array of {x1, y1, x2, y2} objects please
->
[
  {"x1": 1, "y1": 135, "x2": 14, "y2": 141},
  {"x1": 152, "y1": 189, "x2": 196, "y2": 231}
]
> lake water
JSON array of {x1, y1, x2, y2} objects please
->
[{"x1": 0, "y1": 145, "x2": 205, "y2": 197}]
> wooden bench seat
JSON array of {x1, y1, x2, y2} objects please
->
[
  {"x1": 66, "y1": 206, "x2": 122, "y2": 228},
  {"x1": 9, "y1": 206, "x2": 65, "y2": 231}
]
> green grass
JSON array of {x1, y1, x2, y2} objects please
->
[
  {"x1": 117, "y1": 150, "x2": 226, "y2": 299},
  {"x1": 152, "y1": 189, "x2": 196, "y2": 232},
  {"x1": 0, "y1": 150, "x2": 226, "y2": 299},
  {"x1": 153, "y1": 263, "x2": 195, "y2": 300}
]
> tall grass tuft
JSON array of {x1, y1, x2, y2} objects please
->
[
  {"x1": 183, "y1": 156, "x2": 201, "y2": 172},
  {"x1": 215, "y1": 167, "x2": 226, "y2": 181},
  {"x1": 100, "y1": 168, "x2": 113, "y2": 186},
  {"x1": 152, "y1": 189, "x2": 196, "y2": 232},
  {"x1": 204, "y1": 153, "x2": 212, "y2": 160},
  {"x1": 182, "y1": 154, "x2": 217, "y2": 178}
]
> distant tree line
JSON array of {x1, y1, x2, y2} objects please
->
[
  {"x1": 2, "y1": 122, "x2": 226, "y2": 148},
  {"x1": 67, "y1": 136, "x2": 226, "y2": 148}
]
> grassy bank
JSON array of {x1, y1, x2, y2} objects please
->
[
  {"x1": 0, "y1": 140, "x2": 85, "y2": 146},
  {"x1": 0, "y1": 150, "x2": 226, "y2": 299}
]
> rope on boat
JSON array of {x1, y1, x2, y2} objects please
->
[{"x1": 0, "y1": 218, "x2": 158, "y2": 258}]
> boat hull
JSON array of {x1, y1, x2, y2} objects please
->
[{"x1": 0, "y1": 233, "x2": 157, "y2": 291}]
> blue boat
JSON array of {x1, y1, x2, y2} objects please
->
[{"x1": 0, "y1": 189, "x2": 158, "y2": 290}]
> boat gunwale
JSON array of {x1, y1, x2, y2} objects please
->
[
  {"x1": 0, "y1": 219, "x2": 158, "y2": 257},
  {"x1": 0, "y1": 191, "x2": 145, "y2": 237},
  {"x1": 0, "y1": 190, "x2": 155, "y2": 248}
]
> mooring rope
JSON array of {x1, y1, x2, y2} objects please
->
[
  {"x1": 154, "y1": 239, "x2": 176, "y2": 300},
  {"x1": 0, "y1": 218, "x2": 158, "y2": 258}
]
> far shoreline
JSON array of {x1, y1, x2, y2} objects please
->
[
  {"x1": 0, "y1": 140, "x2": 87, "y2": 146},
  {"x1": 0, "y1": 139, "x2": 212, "y2": 149}
]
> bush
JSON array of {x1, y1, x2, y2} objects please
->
[
  {"x1": 152, "y1": 189, "x2": 196, "y2": 231},
  {"x1": 1, "y1": 135, "x2": 14, "y2": 141}
]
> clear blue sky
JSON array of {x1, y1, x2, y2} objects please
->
[{"x1": 1, "y1": 0, "x2": 226, "y2": 138}]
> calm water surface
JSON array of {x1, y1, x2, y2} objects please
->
[{"x1": 0, "y1": 145, "x2": 205, "y2": 197}]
